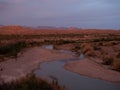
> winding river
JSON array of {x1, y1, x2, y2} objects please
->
[{"x1": 34, "y1": 45, "x2": 120, "y2": 90}]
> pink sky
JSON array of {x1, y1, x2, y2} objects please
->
[{"x1": 0, "y1": 0, "x2": 120, "y2": 29}]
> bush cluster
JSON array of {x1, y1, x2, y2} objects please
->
[
  {"x1": 0, "y1": 75, "x2": 53, "y2": 90},
  {"x1": 0, "y1": 41, "x2": 27, "y2": 57}
]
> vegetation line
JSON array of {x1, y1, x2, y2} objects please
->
[{"x1": 0, "y1": 75, "x2": 64, "y2": 90}]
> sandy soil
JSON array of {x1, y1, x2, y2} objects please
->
[
  {"x1": 64, "y1": 58, "x2": 120, "y2": 83},
  {"x1": 0, "y1": 47, "x2": 75, "y2": 83}
]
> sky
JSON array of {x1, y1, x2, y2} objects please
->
[{"x1": 0, "y1": 0, "x2": 120, "y2": 29}]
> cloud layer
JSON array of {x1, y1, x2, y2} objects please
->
[{"x1": 0, "y1": 0, "x2": 120, "y2": 29}]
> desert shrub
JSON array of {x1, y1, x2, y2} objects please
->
[
  {"x1": 72, "y1": 45, "x2": 81, "y2": 52},
  {"x1": 75, "y1": 46, "x2": 81, "y2": 49},
  {"x1": 55, "y1": 40, "x2": 75, "y2": 45},
  {"x1": 93, "y1": 46, "x2": 101, "y2": 50},
  {"x1": 82, "y1": 44, "x2": 93, "y2": 55},
  {"x1": 117, "y1": 52, "x2": 120, "y2": 58},
  {"x1": 84, "y1": 50, "x2": 96, "y2": 57},
  {"x1": 102, "y1": 57, "x2": 113, "y2": 65},
  {"x1": 0, "y1": 41, "x2": 27, "y2": 57},
  {"x1": 0, "y1": 75, "x2": 53, "y2": 90},
  {"x1": 98, "y1": 42, "x2": 103, "y2": 46},
  {"x1": 0, "y1": 55, "x2": 5, "y2": 62},
  {"x1": 28, "y1": 41, "x2": 43, "y2": 47},
  {"x1": 111, "y1": 42, "x2": 118, "y2": 45},
  {"x1": 81, "y1": 44, "x2": 96, "y2": 56},
  {"x1": 112, "y1": 58, "x2": 120, "y2": 71}
]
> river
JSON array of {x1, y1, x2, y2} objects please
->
[{"x1": 34, "y1": 45, "x2": 120, "y2": 90}]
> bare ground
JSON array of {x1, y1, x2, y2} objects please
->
[
  {"x1": 64, "y1": 58, "x2": 120, "y2": 83},
  {"x1": 0, "y1": 47, "x2": 75, "y2": 83}
]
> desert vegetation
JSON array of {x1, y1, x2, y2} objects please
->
[
  {"x1": 0, "y1": 41, "x2": 27, "y2": 62},
  {"x1": 0, "y1": 26, "x2": 120, "y2": 88},
  {"x1": 0, "y1": 75, "x2": 64, "y2": 90},
  {"x1": 1, "y1": 26, "x2": 120, "y2": 70}
]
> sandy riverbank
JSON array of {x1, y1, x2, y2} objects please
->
[
  {"x1": 1, "y1": 46, "x2": 120, "y2": 84},
  {"x1": 64, "y1": 58, "x2": 120, "y2": 83},
  {"x1": 0, "y1": 47, "x2": 75, "y2": 83}
]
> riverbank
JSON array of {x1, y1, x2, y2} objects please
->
[
  {"x1": 0, "y1": 47, "x2": 75, "y2": 83},
  {"x1": 64, "y1": 58, "x2": 120, "y2": 83},
  {"x1": 1, "y1": 46, "x2": 120, "y2": 84}
]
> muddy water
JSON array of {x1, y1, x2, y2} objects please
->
[{"x1": 34, "y1": 45, "x2": 120, "y2": 90}]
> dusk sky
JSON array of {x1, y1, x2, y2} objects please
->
[{"x1": 0, "y1": 0, "x2": 120, "y2": 29}]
